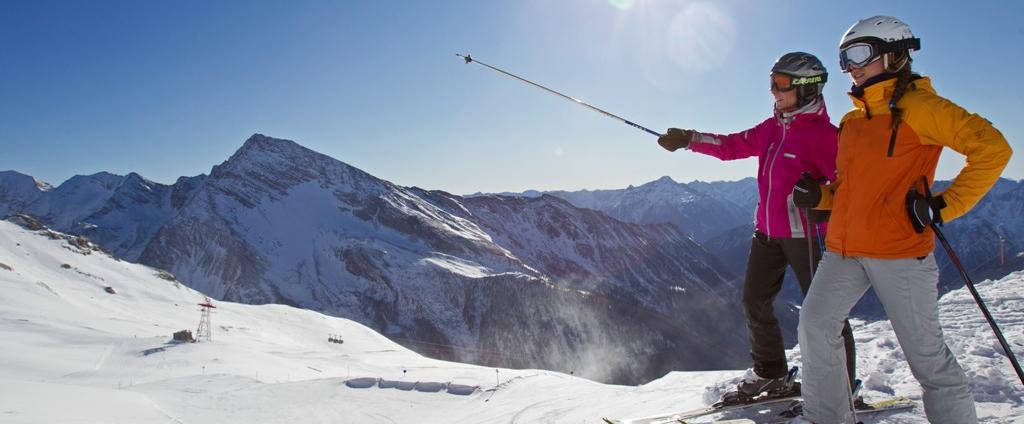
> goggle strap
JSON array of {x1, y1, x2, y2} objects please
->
[{"x1": 879, "y1": 38, "x2": 921, "y2": 54}]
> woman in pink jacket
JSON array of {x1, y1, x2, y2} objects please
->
[{"x1": 658, "y1": 52, "x2": 855, "y2": 400}]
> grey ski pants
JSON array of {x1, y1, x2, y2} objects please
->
[{"x1": 798, "y1": 252, "x2": 976, "y2": 424}]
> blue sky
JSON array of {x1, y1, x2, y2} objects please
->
[{"x1": 2, "y1": 0, "x2": 1021, "y2": 194}]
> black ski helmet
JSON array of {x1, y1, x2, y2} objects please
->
[{"x1": 771, "y1": 52, "x2": 828, "y2": 107}]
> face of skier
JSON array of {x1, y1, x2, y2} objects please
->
[
  {"x1": 771, "y1": 82, "x2": 799, "y2": 111},
  {"x1": 848, "y1": 57, "x2": 886, "y2": 87}
]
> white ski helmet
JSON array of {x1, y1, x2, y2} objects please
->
[{"x1": 839, "y1": 16, "x2": 920, "y2": 72}]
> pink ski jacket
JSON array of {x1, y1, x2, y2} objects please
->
[{"x1": 688, "y1": 103, "x2": 838, "y2": 239}]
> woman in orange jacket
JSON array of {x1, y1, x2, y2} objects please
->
[{"x1": 789, "y1": 15, "x2": 1012, "y2": 424}]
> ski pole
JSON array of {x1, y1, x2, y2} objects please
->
[
  {"x1": 805, "y1": 207, "x2": 815, "y2": 274},
  {"x1": 919, "y1": 177, "x2": 1024, "y2": 386},
  {"x1": 801, "y1": 172, "x2": 817, "y2": 276},
  {"x1": 932, "y1": 222, "x2": 1024, "y2": 386},
  {"x1": 456, "y1": 53, "x2": 662, "y2": 137}
]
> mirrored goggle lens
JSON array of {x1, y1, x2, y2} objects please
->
[
  {"x1": 770, "y1": 73, "x2": 796, "y2": 91},
  {"x1": 839, "y1": 43, "x2": 877, "y2": 70}
]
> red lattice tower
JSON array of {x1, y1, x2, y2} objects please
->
[{"x1": 196, "y1": 297, "x2": 216, "y2": 342}]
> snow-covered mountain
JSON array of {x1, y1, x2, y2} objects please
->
[
  {"x1": 0, "y1": 170, "x2": 52, "y2": 217},
  {"x1": 532, "y1": 176, "x2": 1024, "y2": 319},
  {"x1": 0, "y1": 169, "x2": 206, "y2": 261},
  {"x1": 494, "y1": 176, "x2": 758, "y2": 244},
  {"x1": 2, "y1": 218, "x2": 1021, "y2": 423},
  {"x1": 413, "y1": 189, "x2": 735, "y2": 306},
  {"x1": 934, "y1": 179, "x2": 1024, "y2": 287},
  {"x1": 0, "y1": 134, "x2": 750, "y2": 384}
]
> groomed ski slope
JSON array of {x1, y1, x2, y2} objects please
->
[{"x1": 0, "y1": 219, "x2": 1021, "y2": 423}]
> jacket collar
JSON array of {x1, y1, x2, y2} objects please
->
[
  {"x1": 775, "y1": 97, "x2": 829, "y2": 125},
  {"x1": 850, "y1": 73, "x2": 898, "y2": 98},
  {"x1": 848, "y1": 75, "x2": 934, "y2": 111}
]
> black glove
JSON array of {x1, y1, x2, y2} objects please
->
[
  {"x1": 792, "y1": 173, "x2": 822, "y2": 209},
  {"x1": 657, "y1": 128, "x2": 693, "y2": 152},
  {"x1": 906, "y1": 190, "x2": 946, "y2": 233}
]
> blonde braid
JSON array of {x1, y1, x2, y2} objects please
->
[
  {"x1": 889, "y1": 62, "x2": 914, "y2": 131},
  {"x1": 885, "y1": 56, "x2": 914, "y2": 156}
]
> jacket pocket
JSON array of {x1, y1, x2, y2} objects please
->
[{"x1": 880, "y1": 196, "x2": 914, "y2": 240}]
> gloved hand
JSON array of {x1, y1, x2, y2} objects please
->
[
  {"x1": 657, "y1": 128, "x2": 694, "y2": 152},
  {"x1": 906, "y1": 190, "x2": 946, "y2": 233},
  {"x1": 792, "y1": 173, "x2": 822, "y2": 208}
]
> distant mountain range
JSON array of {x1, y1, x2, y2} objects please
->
[
  {"x1": 502, "y1": 174, "x2": 1024, "y2": 319},
  {"x1": 0, "y1": 134, "x2": 751, "y2": 384}
]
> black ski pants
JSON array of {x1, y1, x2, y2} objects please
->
[{"x1": 743, "y1": 230, "x2": 855, "y2": 385}]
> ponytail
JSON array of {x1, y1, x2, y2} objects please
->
[
  {"x1": 886, "y1": 56, "x2": 915, "y2": 157},
  {"x1": 889, "y1": 61, "x2": 914, "y2": 131}
]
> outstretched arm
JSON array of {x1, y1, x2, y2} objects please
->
[
  {"x1": 657, "y1": 118, "x2": 772, "y2": 161},
  {"x1": 687, "y1": 119, "x2": 771, "y2": 161}
]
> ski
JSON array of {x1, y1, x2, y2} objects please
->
[
  {"x1": 767, "y1": 396, "x2": 916, "y2": 423},
  {"x1": 604, "y1": 368, "x2": 800, "y2": 424},
  {"x1": 691, "y1": 397, "x2": 915, "y2": 424}
]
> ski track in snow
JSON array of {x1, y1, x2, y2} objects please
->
[{"x1": 1, "y1": 220, "x2": 1022, "y2": 423}]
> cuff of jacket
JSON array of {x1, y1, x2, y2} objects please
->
[{"x1": 815, "y1": 182, "x2": 835, "y2": 210}]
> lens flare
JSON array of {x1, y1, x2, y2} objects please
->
[
  {"x1": 606, "y1": 0, "x2": 636, "y2": 11},
  {"x1": 666, "y1": 2, "x2": 737, "y2": 73}
]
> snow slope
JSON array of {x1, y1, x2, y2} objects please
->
[{"x1": 1, "y1": 220, "x2": 1022, "y2": 423}]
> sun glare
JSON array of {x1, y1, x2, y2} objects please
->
[
  {"x1": 666, "y1": 2, "x2": 738, "y2": 73},
  {"x1": 606, "y1": 0, "x2": 636, "y2": 11}
]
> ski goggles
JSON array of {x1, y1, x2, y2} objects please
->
[
  {"x1": 838, "y1": 43, "x2": 880, "y2": 71},
  {"x1": 839, "y1": 38, "x2": 921, "y2": 72},
  {"x1": 770, "y1": 72, "x2": 826, "y2": 92}
]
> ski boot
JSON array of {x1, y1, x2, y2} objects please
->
[{"x1": 713, "y1": 367, "x2": 800, "y2": 408}]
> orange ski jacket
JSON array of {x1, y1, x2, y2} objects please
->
[{"x1": 815, "y1": 76, "x2": 1012, "y2": 258}]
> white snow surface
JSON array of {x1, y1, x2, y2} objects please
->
[{"x1": 1, "y1": 220, "x2": 1022, "y2": 423}]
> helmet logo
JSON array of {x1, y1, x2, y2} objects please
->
[{"x1": 792, "y1": 75, "x2": 825, "y2": 85}]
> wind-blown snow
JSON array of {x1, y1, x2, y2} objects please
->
[
  {"x1": 419, "y1": 254, "x2": 495, "y2": 279},
  {"x1": 1, "y1": 220, "x2": 1021, "y2": 423}
]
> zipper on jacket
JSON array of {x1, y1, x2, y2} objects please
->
[
  {"x1": 841, "y1": 177, "x2": 849, "y2": 257},
  {"x1": 764, "y1": 121, "x2": 789, "y2": 237}
]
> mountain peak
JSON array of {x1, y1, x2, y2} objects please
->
[
  {"x1": 1, "y1": 170, "x2": 52, "y2": 192},
  {"x1": 58, "y1": 172, "x2": 124, "y2": 193},
  {"x1": 224, "y1": 134, "x2": 380, "y2": 187},
  {"x1": 207, "y1": 134, "x2": 391, "y2": 207},
  {"x1": 221, "y1": 134, "x2": 321, "y2": 172},
  {"x1": 124, "y1": 172, "x2": 147, "y2": 184},
  {"x1": 119, "y1": 172, "x2": 163, "y2": 194},
  {"x1": 638, "y1": 176, "x2": 683, "y2": 191},
  {"x1": 238, "y1": 133, "x2": 302, "y2": 154}
]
